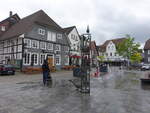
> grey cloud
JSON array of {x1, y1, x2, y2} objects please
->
[{"x1": 1, "y1": 0, "x2": 150, "y2": 47}]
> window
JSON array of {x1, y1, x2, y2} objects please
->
[
  {"x1": 40, "y1": 42, "x2": 46, "y2": 49},
  {"x1": 7, "y1": 41, "x2": 10, "y2": 46},
  {"x1": 110, "y1": 52, "x2": 112, "y2": 56},
  {"x1": 148, "y1": 57, "x2": 150, "y2": 62},
  {"x1": 47, "y1": 31, "x2": 56, "y2": 41},
  {"x1": 31, "y1": 53, "x2": 38, "y2": 65},
  {"x1": 55, "y1": 44, "x2": 60, "y2": 51},
  {"x1": 76, "y1": 36, "x2": 77, "y2": 41},
  {"x1": 38, "y1": 28, "x2": 45, "y2": 35},
  {"x1": 47, "y1": 31, "x2": 51, "y2": 41},
  {"x1": 106, "y1": 53, "x2": 108, "y2": 56},
  {"x1": 55, "y1": 55, "x2": 61, "y2": 65},
  {"x1": 57, "y1": 34, "x2": 62, "y2": 39},
  {"x1": 1, "y1": 26, "x2": 5, "y2": 31},
  {"x1": 71, "y1": 34, "x2": 74, "y2": 40},
  {"x1": 24, "y1": 39, "x2": 31, "y2": 48},
  {"x1": 64, "y1": 55, "x2": 69, "y2": 65},
  {"x1": 52, "y1": 32, "x2": 56, "y2": 41},
  {"x1": 23, "y1": 53, "x2": 30, "y2": 65},
  {"x1": 148, "y1": 50, "x2": 150, "y2": 54},
  {"x1": 40, "y1": 54, "x2": 46, "y2": 65},
  {"x1": 47, "y1": 43, "x2": 53, "y2": 50},
  {"x1": 32, "y1": 40, "x2": 39, "y2": 49},
  {"x1": 64, "y1": 46, "x2": 69, "y2": 51},
  {"x1": 18, "y1": 45, "x2": 22, "y2": 52}
]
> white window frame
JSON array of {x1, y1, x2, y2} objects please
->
[
  {"x1": 38, "y1": 28, "x2": 45, "y2": 35},
  {"x1": 47, "y1": 31, "x2": 52, "y2": 41},
  {"x1": 40, "y1": 54, "x2": 46, "y2": 65},
  {"x1": 55, "y1": 44, "x2": 61, "y2": 51},
  {"x1": 57, "y1": 34, "x2": 62, "y2": 39},
  {"x1": 47, "y1": 31, "x2": 56, "y2": 42},
  {"x1": 148, "y1": 50, "x2": 150, "y2": 54},
  {"x1": 52, "y1": 32, "x2": 56, "y2": 42},
  {"x1": 23, "y1": 52, "x2": 31, "y2": 65},
  {"x1": 55, "y1": 55, "x2": 61, "y2": 65},
  {"x1": 47, "y1": 43, "x2": 53, "y2": 50},
  {"x1": 40, "y1": 42, "x2": 46, "y2": 50},
  {"x1": 1, "y1": 26, "x2": 5, "y2": 31},
  {"x1": 148, "y1": 57, "x2": 150, "y2": 62},
  {"x1": 31, "y1": 53, "x2": 39, "y2": 65},
  {"x1": 65, "y1": 55, "x2": 69, "y2": 65},
  {"x1": 31, "y1": 40, "x2": 39, "y2": 49},
  {"x1": 24, "y1": 39, "x2": 31, "y2": 48}
]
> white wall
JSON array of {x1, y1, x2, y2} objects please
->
[
  {"x1": 105, "y1": 41, "x2": 123, "y2": 61},
  {"x1": 68, "y1": 28, "x2": 80, "y2": 56}
]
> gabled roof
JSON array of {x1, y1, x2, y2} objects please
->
[
  {"x1": 91, "y1": 41, "x2": 97, "y2": 50},
  {"x1": 0, "y1": 14, "x2": 20, "y2": 25},
  {"x1": 63, "y1": 26, "x2": 75, "y2": 35},
  {"x1": 98, "y1": 38, "x2": 126, "y2": 52},
  {"x1": 0, "y1": 10, "x2": 63, "y2": 40},
  {"x1": 144, "y1": 39, "x2": 150, "y2": 50}
]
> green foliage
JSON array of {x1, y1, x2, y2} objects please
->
[
  {"x1": 116, "y1": 34, "x2": 141, "y2": 61},
  {"x1": 130, "y1": 52, "x2": 142, "y2": 63},
  {"x1": 97, "y1": 55, "x2": 105, "y2": 62}
]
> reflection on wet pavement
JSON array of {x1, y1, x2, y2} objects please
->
[{"x1": 0, "y1": 68, "x2": 150, "y2": 113}]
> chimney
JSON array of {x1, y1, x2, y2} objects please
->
[{"x1": 9, "y1": 11, "x2": 13, "y2": 17}]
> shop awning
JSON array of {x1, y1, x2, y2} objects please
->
[{"x1": 69, "y1": 55, "x2": 81, "y2": 58}]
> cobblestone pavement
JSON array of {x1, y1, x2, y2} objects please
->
[{"x1": 0, "y1": 68, "x2": 150, "y2": 113}]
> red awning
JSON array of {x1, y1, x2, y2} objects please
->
[{"x1": 69, "y1": 55, "x2": 81, "y2": 58}]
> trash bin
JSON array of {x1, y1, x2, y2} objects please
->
[
  {"x1": 73, "y1": 67, "x2": 81, "y2": 77},
  {"x1": 99, "y1": 65, "x2": 108, "y2": 72}
]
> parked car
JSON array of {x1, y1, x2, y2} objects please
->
[
  {"x1": 141, "y1": 64, "x2": 150, "y2": 71},
  {"x1": 130, "y1": 63, "x2": 142, "y2": 69},
  {"x1": 0, "y1": 64, "x2": 15, "y2": 75}
]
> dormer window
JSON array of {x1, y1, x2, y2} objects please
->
[
  {"x1": 1, "y1": 26, "x2": 5, "y2": 31},
  {"x1": 38, "y1": 28, "x2": 45, "y2": 35}
]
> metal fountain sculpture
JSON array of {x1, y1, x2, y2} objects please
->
[
  {"x1": 71, "y1": 26, "x2": 91, "y2": 93},
  {"x1": 80, "y1": 26, "x2": 91, "y2": 93}
]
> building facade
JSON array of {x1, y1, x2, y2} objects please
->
[
  {"x1": 0, "y1": 10, "x2": 70, "y2": 70},
  {"x1": 91, "y1": 41, "x2": 99, "y2": 66},
  {"x1": 98, "y1": 38, "x2": 126, "y2": 62},
  {"x1": 63, "y1": 26, "x2": 81, "y2": 65},
  {"x1": 144, "y1": 39, "x2": 150, "y2": 63}
]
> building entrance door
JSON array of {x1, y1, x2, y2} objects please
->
[{"x1": 47, "y1": 55, "x2": 54, "y2": 69}]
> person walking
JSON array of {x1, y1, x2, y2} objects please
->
[{"x1": 42, "y1": 60, "x2": 50, "y2": 85}]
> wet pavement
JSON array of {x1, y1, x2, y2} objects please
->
[{"x1": 0, "y1": 68, "x2": 150, "y2": 113}]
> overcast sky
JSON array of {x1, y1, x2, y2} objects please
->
[{"x1": 0, "y1": 0, "x2": 150, "y2": 46}]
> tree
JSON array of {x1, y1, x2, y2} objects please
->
[
  {"x1": 130, "y1": 52, "x2": 142, "y2": 63},
  {"x1": 116, "y1": 34, "x2": 141, "y2": 65},
  {"x1": 97, "y1": 55, "x2": 105, "y2": 63}
]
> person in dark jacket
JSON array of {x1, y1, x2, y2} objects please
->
[{"x1": 42, "y1": 60, "x2": 50, "y2": 85}]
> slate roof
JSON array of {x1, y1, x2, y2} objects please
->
[
  {"x1": 0, "y1": 10, "x2": 63, "y2": 40},
  {"x1": 144, "y1": 39, "x2": 150, "y2": 50},
  {"x1": 98, "y1": 38, "x2": 126, "y2": 52},
  {"x1": 63, "y1": 26, "x2": 75, "y2": 35}
]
